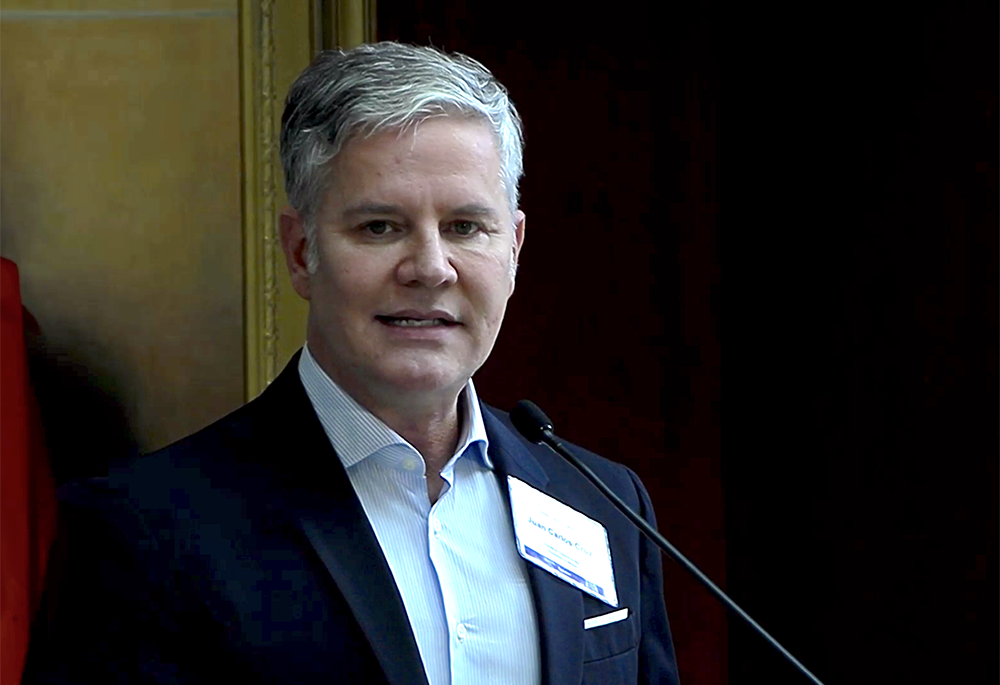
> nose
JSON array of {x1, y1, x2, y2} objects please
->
[{"x1": 395, "y1": 228, "x2": 458, "y2": 288}]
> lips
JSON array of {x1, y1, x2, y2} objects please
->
[
  {"x1": 375, "y1": 311, "x2": 459, "y2": 327},
  {"x1": 377, "y1": 317, "x2": 455, "y2": 327}
]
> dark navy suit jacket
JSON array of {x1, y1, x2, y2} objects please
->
[{"x1": 24, "y1": 354, "x2": 679, "y2": 684}]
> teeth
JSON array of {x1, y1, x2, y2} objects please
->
[{"x1": 387, "y1": 318, "x2": 446, "y2": 327}]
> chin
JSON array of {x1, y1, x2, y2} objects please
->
[{"x1": 378, "y1": 365, "x2": 468, "y2": 398}]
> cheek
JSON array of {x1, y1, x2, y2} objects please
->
[
  {"x1": 311, "y1": 265, "x2": 371, "y2": 321},
  {"x1": 472, "y1": 269, "x2": 515, "y2": 330},
  {"x1": 320, "y1": 247, "x2": 381, "y2": 293},
  {"x1": 481, "y1": 245, "x2": 517, "y2": 282}
]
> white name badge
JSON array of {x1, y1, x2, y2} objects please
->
[{"x1": 507, "y1": 476, "x2": 618, "y2": 607}]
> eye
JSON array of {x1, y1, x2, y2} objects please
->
[
  {"x1": 451, "y1": 220, "x2": 480, "y2": 236},
  {"x1": 362, "y1": 220, "x2": 393, "y2": 236}
]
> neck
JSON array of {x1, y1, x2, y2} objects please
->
[
  {"x1": 381, "y1": 400, "x2": 462, "y2": 505},
  {"x1": 304, "y1": 343, "x2": 469, "y2": 473},
  {"x1": 375, "y1": 400, "x2": 463, "y2": 474}
]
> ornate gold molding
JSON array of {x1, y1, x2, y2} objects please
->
[
  {"x1": 312, "y1": 0, "x2": 376, "y2": 51},
  {"x1": 260, "y1": 0, "x2": 278, "y2": 389},
  {"x1": 241, "y1": 0, "x2": 375, "y2": 400},
  {"x1": 332, "y1": 0, "x2": 377, "y2": 48},
  {"x1": 241, "y1": 0, "x2": 278, "y2": 400}
]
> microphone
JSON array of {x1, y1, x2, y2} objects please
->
[{"x1": 510, "y1": 400, "x2": 825, "y2": 685}]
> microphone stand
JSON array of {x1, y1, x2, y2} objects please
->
[{"x1": 512, "y1": 400, "x2": 825, "y2": 685}]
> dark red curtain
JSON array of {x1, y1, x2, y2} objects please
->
[{"x1": 378, "y1": 4, "x2": 725, "y2": 684}]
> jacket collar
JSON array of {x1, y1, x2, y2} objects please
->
[
  {"x1": 257, "y1": 355, "x2": 429, "y2": 685},
  {"x1": 258, "y1": 356, "x2": 584, "y2": 685}
]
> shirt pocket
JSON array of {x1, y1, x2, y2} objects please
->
[{"x1": 582, "y1": 609, "x2": 638, "y2": 662}]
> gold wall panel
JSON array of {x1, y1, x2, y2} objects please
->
[
  {"x1": 241, "y1": 0, "x2": 375, "y2": 398},
  {"x1": 240, "y1": 0, "x2": 311, "y2": 399},
  {"x1": 270, "y1": 2, "x2": 315, "y2": 380},
  {"x1": 332, "y1": 0, "x2": 375, "y2": 51},
  {"x1": 1, "y1": 1, "x2": 233, "y2": 11},
  {"x1": 0, "y1": 5, "x2": 243, "y2": 456},
  {"x1": 1, "y1": 0, "x2": 376, "y2": 464}
]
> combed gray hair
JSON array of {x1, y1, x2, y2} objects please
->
[{"x1": 280, "y1": 42, "x2": 525, "y2": 271}]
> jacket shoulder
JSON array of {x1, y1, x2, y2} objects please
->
[{"x1": 482, "y1": 403, "x2": 648, "y2": 512}]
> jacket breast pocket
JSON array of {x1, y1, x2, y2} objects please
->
[{"x1": 582, "y1": 609, "x2": 638, "y2": 662}]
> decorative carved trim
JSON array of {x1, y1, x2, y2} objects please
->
[
  {"x1": 242, "y1": 0, "x2": 373, "y2": 400},
  {"x1": 259, "y1": 0, "x2": 278, "y2": 388},
  {"x1": 241, "y1": 0, "x2": 278, "y2": 399},
  {"x1": 362, "y1": 0, "x2": 376, "y2": 43},
  {"x1": 332, "y1": 0, "x2": 376, "y2": 48}
]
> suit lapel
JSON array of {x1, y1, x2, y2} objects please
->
[
  {"x1": 261, "y1": 360, "x2": 587, "y2": 685},
  {"x1": 483, "y1": 407, "x2": 584, "y2": 685},
  {"x1": 259, "y1": 358, "x2": 428, "y2": 685},
  {"x1": 298, "y1": 511, "x2": 428, "y2": 685}
]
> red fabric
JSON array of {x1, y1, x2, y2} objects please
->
[{"x1": 1, "y1": 257, "x2": 57, "y2": 684}]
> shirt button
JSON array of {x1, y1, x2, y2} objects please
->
[
  {"x1": 402, "y1": 457, "x2": 418, "y2": 471},
  {"x1": 456, "y1": 623, "x2": 467, "y2": 641},
  {"x1": 432, "y1": 518, "x2": 442, "y2": 535}
]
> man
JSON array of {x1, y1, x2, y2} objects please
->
[{"x1": 24, "y1": 43, "x2": 679, "y2": 685}]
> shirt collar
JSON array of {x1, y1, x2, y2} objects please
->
[{"x1": 297, "y1": 343, "x2": 492, "y2": 471}]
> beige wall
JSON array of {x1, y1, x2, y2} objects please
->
[
  {"x1": 1, "y1": 1, "x2": 245, "y2": 460},
  {"x1": 1, "y1": 1, "x2": 372, "y2": 472}
]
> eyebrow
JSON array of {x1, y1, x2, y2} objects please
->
[
  {"x1": 341, "y1": 202, "x2": 499, "y2": 220},
  {"x1": 341, "y1": 202, "x2": 405, "y2": 218},
  {"x1": 450, "y1": 204, "x2": 499, "y2": 219}
]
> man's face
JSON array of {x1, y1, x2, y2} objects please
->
[{"x1": 281, "y1": 117, "x2": 525, "y2": 414}]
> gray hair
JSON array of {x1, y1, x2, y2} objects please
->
[{"x1": 280, "y1": 42, "x2": 525, "y2": 271}]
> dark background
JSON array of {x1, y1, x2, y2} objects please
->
[
  {"x1": 379, "y1": 2, "x2": 997, "y2": 685},
  {"x1": 721, "y1": 5, "x2": 997, "y2": 684},
  {"x1": 380, "y1": 2, "x2": 726, "y2": 683}
]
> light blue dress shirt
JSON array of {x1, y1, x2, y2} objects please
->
[{"x1": 298, "y1": 345, "x2": 541, "y2": 685}]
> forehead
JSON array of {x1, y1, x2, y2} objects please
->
[{"x1": 322, "y1": 117, "x2": 507, "y2": 213}]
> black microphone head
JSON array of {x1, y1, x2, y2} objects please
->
[{"x1": 510, "y1": 400, "x2": 554, "y2": 443}]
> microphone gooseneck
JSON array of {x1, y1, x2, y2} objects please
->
[{"x1": 510, "y1": 399, "x2": 826, "y2": 685}]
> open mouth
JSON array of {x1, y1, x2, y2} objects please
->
[{"x1": 375, "y1": 316, "x2": 458, "y2": 328}]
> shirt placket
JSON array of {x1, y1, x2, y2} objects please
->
[{"x1": 427, "y1": 462, "x2": 475, "y2": 685}]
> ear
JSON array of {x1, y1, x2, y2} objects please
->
[
  {"x1": 279, "y1": 205, "x2": 312, "y2": 300},
  {"x1": 509, "y1": 210, "x2": 526, "y2": 294}
]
